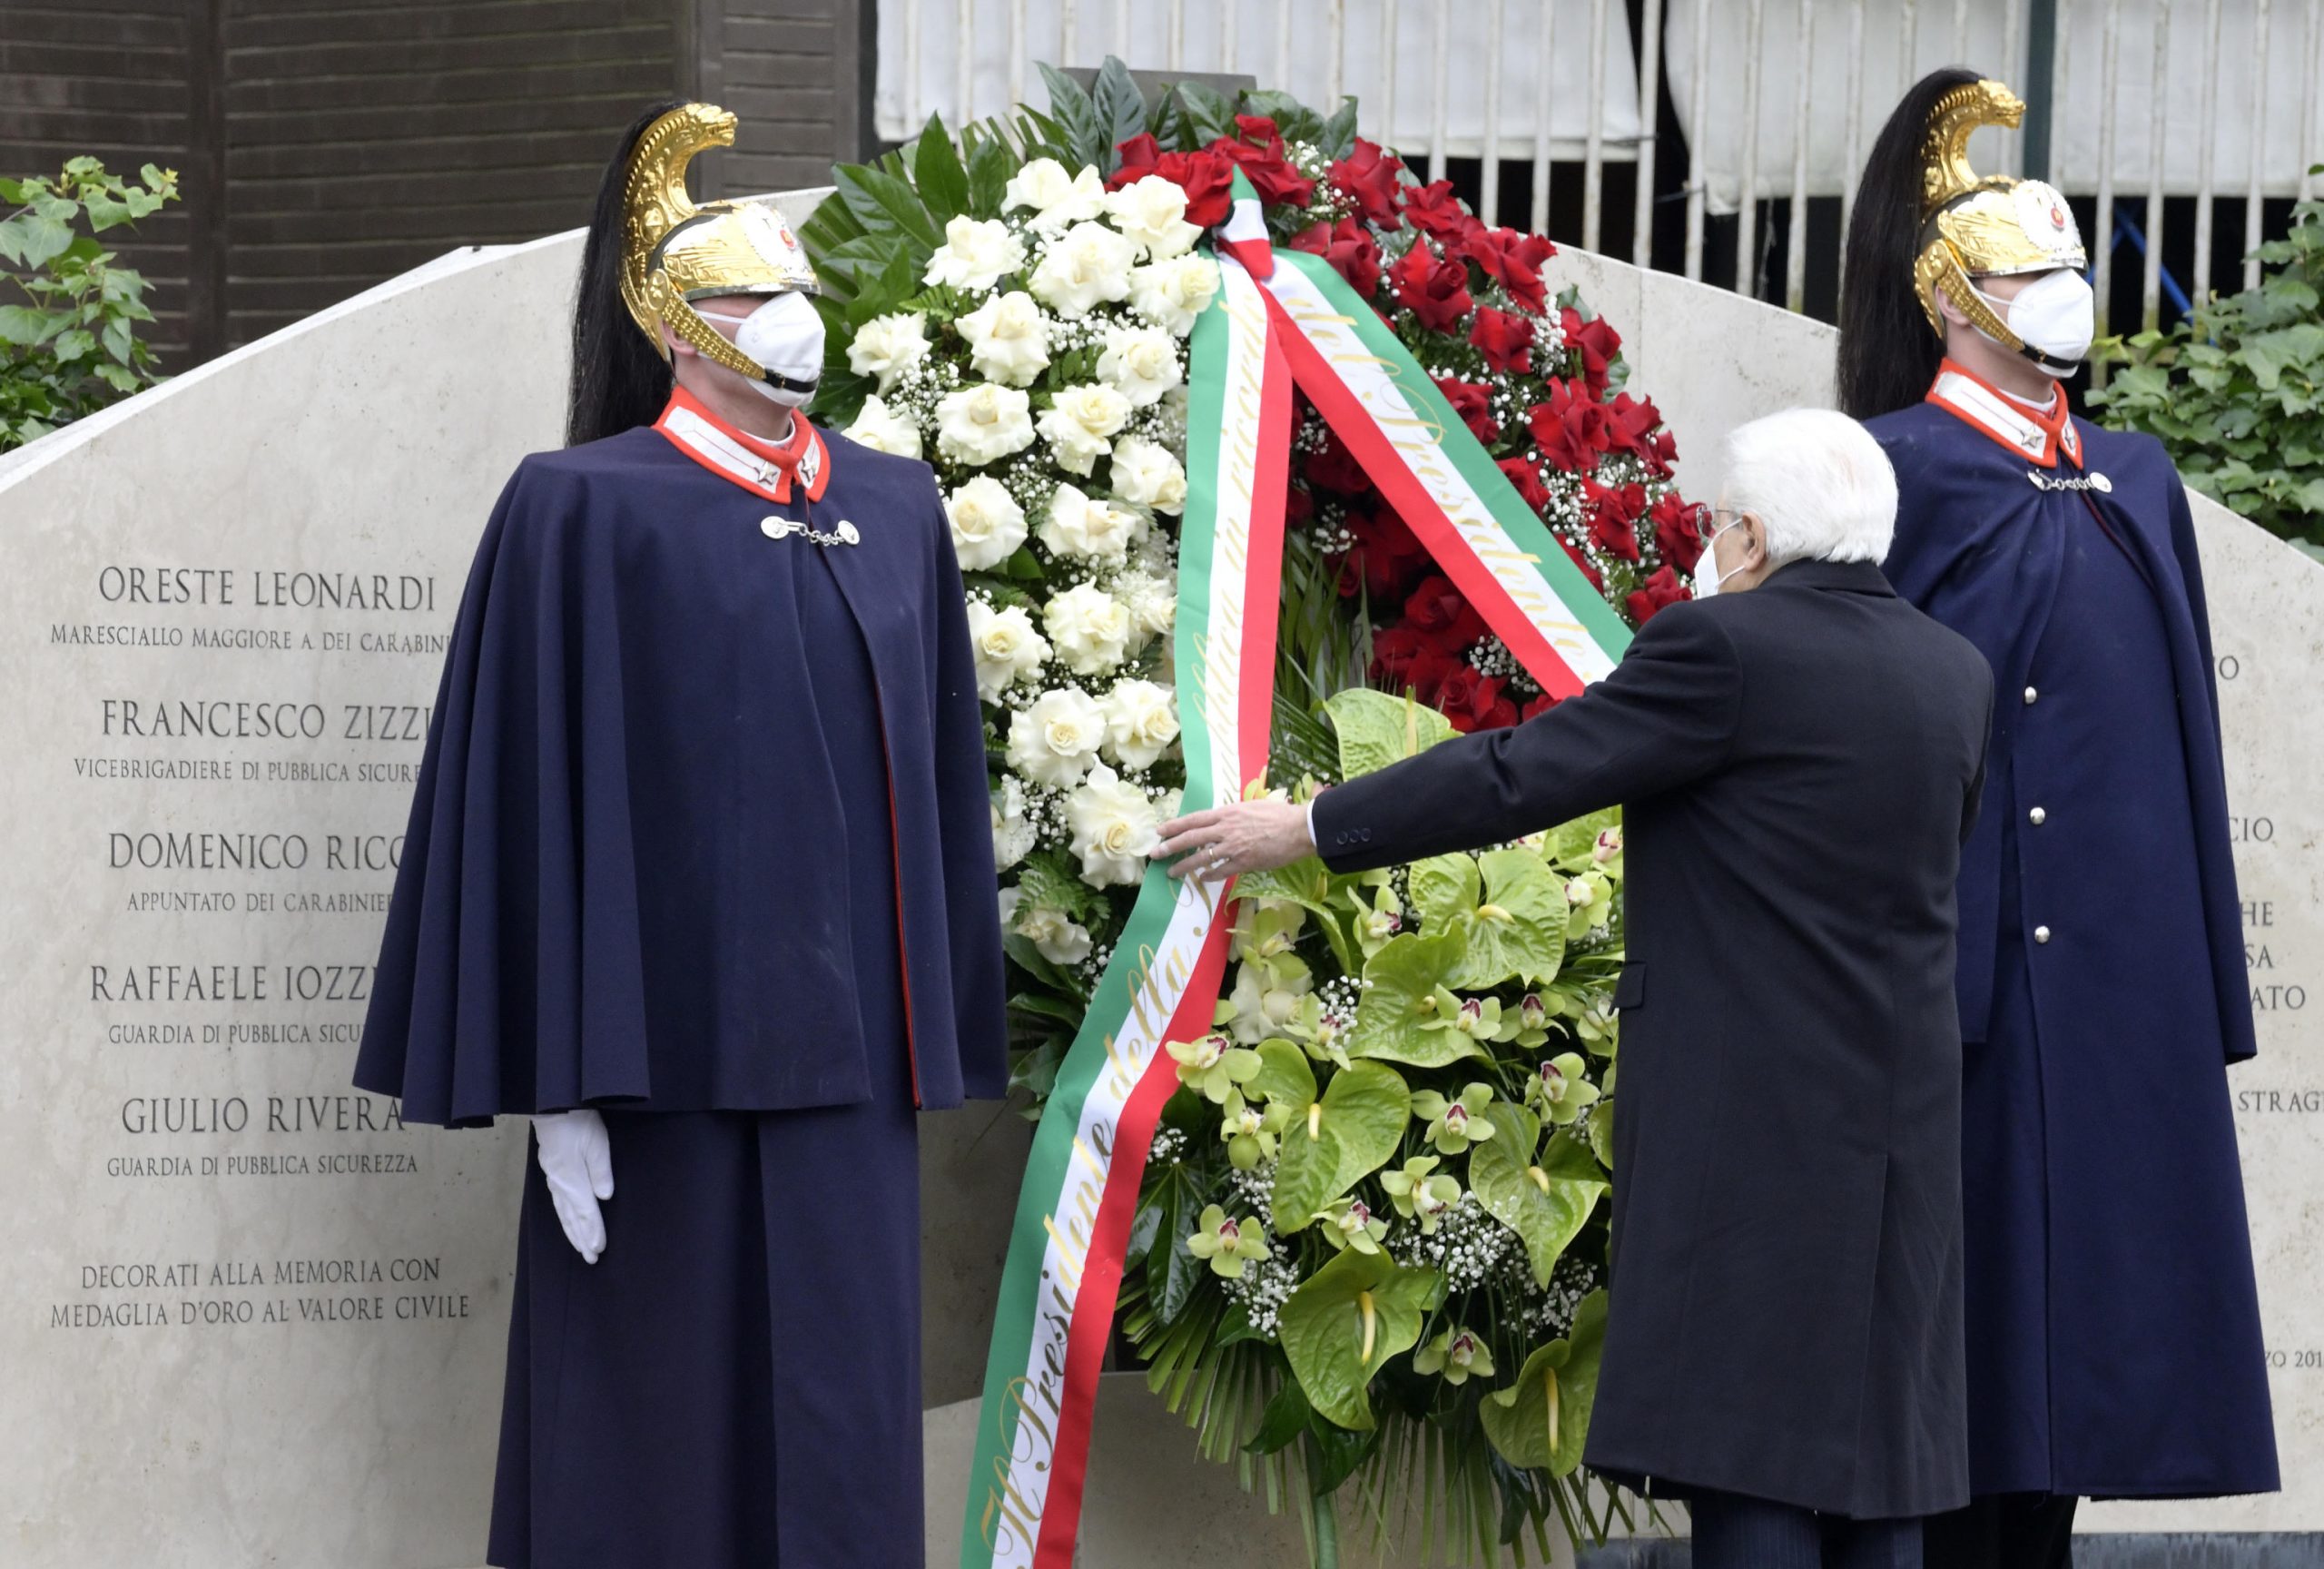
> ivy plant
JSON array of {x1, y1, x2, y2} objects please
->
[{"x1": 0, "y1": 159, "x2": 181, "y2": 452}]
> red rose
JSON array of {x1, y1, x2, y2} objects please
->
[
  {"x1": 1110, "y1": 135, "x2": 1236, "y2": 226},
  {"x1": 1627, "y1": 565, "x2": 1692, "y2": 626},
  {"x1": 1372, "y1": 626, "x2": 1462, "y2": 702},
  {"x1": 1433, "y1": 376, "x2": 1500, "y2": 444},
  {"x1": 1557, "y1": 533, "x2": 1605, "y2": 591},
  {"x1": 1436, "y1": 665, "x2": 1518, "y2": 733},
  {"x1": 1284, "y1": 479, "x2": 1315, "y2": 526},
  {"x1": 1291, "y1": 216, "x2": 1384, "y2": 298},
  {"x1": 1521, "y1": 691, "x2": 1563, "y2": 721},
  {"x1": 1527, "y1": 378, "x2": 1615, "y2": 474},
  {"x1": 1210, "y1": 116, "x2": 1315, "y2": 207},
  {"x1": 1402, "y1": 179, "x2": 1480, "y2": 243},
  {"x1": 1582, "y1": 479, "x2": 1646, "y2": 562},
  {"x1": 1301, "y1": 429, "x2": 1373, "y2": 496},
  {"x1": 1451, "y1": 227, "x2": 1556, "y2": 313},
  {"x1": 1651, "y1": 492, "x2": 1705, "y2": 573},
  {"x1": 1498, "y1": 456, "x2": 1552, "y2": 512},
  {"x1": 1387, "y1": 242, "x2": 1474, "y2": 333},
  {"x1": 1344, "y1": 506, "x2": 1430, "y2": 601},
  {"x1": 1469, "y1": 306, "x2": 1535, "y2": 373},
  {"x1": 1403, "y1": 573, "x2": 1487, "y2": 647},
  {"x1": 1330, "y1": 138, "x2": 1406, "y2": 230},
  {"x1": 1560, "y1": 306, "x2": 1623, "y2": 393},
  {"x1": 1607, "y1": 391, "x2": 1678, "y2": 476}
]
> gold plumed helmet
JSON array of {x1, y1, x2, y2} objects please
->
[
  {"x1": 1913, "y1": 78, "x2": 2087, "y2": 366},
  {"x1": 619, "y1": 102, "x2": 819, "y2": 381}
]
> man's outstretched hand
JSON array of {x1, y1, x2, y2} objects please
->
[{"x1": 1155, "y1": 798, "x2": 1315, "y2": 882}]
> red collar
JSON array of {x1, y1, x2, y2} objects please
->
[
  {"x1": 653, "y1": 387, "x2": 832, "y2": 502},
  {"x1": 1925, "y1": 359, "x2": 2083, "y2": 469}
]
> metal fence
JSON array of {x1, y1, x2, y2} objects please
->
[{"x1": 874, "y1": 0, "x2": 2324, "y2": 331}]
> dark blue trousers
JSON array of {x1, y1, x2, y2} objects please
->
[{"x1": 1691, "y1": 1490, "x2": 1924, "y2": 1569}]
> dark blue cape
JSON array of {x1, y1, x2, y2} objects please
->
[
  {"x1": 355, "y1": 417, "x2": 1009, "y2": 1126},
  {"x1": 1874, "y1": 390, "x2": 2277, "y2": 1497}
]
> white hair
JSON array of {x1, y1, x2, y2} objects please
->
[{"x1": 1718, "y1": 408, "x2": 1898, "y2": 567}]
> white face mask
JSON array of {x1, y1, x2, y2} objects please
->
[
  {"x1": 703, "y1": 291, "x2": 824, "y2": 407},
  {"x1": 1694, "y1": 515, "x2": 1748, "y2": 598},
  {"x1": 1971, "y1": 270, "x2": 2095, "y2": 378}
]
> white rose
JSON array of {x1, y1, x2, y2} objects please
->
[
  {"x1": 1094, "y1": 322, "x2": 1183, "y2": 407},
  {"x1": 935, "y1": 381, "x2": 1037, "y2": 467},
  {"x1": 1102, "y1": 678, "x2": 1181, "y2": 770},
  {"x1": 924, "y1": 215, "x2": 1028, "y2": 292},
  {"x1": 1066, "y1": 764, "x2": 1162, "y2": 887},
  {"x1": 1036, "y1": 382, "x2": 1132, "y2": 476},
  {"x1": 1112, "y1": 565, "x2": 1177, "y2": 651},
  {"x1": 956, "y1": 290, "x2": 1051, "y2": 387},
  {"x1": 965, "y1": 600, "x2": 1050, "y2": 701},
  {"x1": 846, "y1": 311, "x2": 929, "y2": 392},
  {"x1": 945, "y1": 475, "x2": 1029, "y2": 570},
  {"x1": 1037, "y1": 482, "x2": 1140, "y2": 566},
  {"x1": 1104, "y1": 174, "x2": 1203, "y2": 259},
  {"x1": 1014, "y1": 903, "x2": 1094, "y2": 965},
  {"x1": 845, "y1": 393, "x2": 922, "y2": 459},
  {"x1": 1028, "y1": 221, "x2": 1137, "y2": 316},
  {"x1": 1006, "y1": 686, "x2": 1108, "y2": 787},
  {"x1": 1129, "y1": 253, "x2": 1221, "y2": 335},
  {"x1": 1041, "y1": 581, "x2": 1133, "y2": 676},
  {"x1": 1108, "y1": 435, "x2": 1187, "y2": 514},
  {"x1": 1004, "y1": 157, "x2": 1108, "y2": 233},
  {"x1": 991, "y1": 780, "x2": 1037, "y2": 871}
]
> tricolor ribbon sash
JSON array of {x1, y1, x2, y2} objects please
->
[{"x1": 961, "y1": 194, "x2": 1632, "y2": 1569}]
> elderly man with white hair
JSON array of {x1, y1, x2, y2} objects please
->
[{"x1": 1157, "y1": 409, "x2": 1994, "y2": 1569}]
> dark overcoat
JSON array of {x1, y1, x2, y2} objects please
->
[
  {"x1": 1315, "y1": 560, "x2": 1994, "y2": 1518},
  {"x1": 1872, "y1": 377, "x2": 2278, "y2": 1498}
]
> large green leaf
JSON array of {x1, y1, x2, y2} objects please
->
[
  {"x1": 963, "y1": 130, "x2": 1015, "y2": 218},
  {"x1": 833, "y1": 163, "x2": 942, "y2": 250},
  {"x1": 0, "y1": 213, "x2": 73, "y2": 270},
  {"x1": 1346, "y1": 931, "x2": 1481, "y2": 1069},
  {"x1": 1320, "y1": 94, "x2": 1362, "y2": 160},
  {"x1": 909, "y1": 112, "x2": 970, "y2": 222},
  {"x1": 1088, "y1": 56, "x2": 1148, "y2": 173},
  {"x1": 1272, "y1": 1061, "x2": 1411, "y2": 1229},
  {"x1": 1177, "y1": 80, "x2": 1238, "y2": 144},
  {"x1": 1278, "y1": 1249, "x2": 1442, "y2": 1430},
  {"x1": 1479, "y1": 1289, "x2": 1610, "y2": 1475},
  {"x1": 1324, "y1": 687, "x2": 1457, "y2": 780},
  {"x1": 1469, "y1": 1104, "x2": 1607, "y2": 1287},
  {"x1": 1235, "y1": 856, "x2": 1356, "y2": 973},
  {"x1": 1443, "y1": 849, "x2": 1569, "y2": 989},
  {"x1": 1038, "y1": 63, "x2": 1108, "y2": 170}
]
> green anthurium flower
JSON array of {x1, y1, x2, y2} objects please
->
[
  {"x1": 1562, "y1": 870, "x2": 1614, "y2": 938},
  {"x1": 1316, "y1": 1195, "x2": 1390, "y2": 1254},
  {"x1": 1378, "y1": 1156, "x2": 1462, "y2": 1233},
  {"x1": 1587, "y1": 1097, "x2": 1617, "y2": 1170},
  {"x1": 1219, "y1": 1090, "x2": 1280, "y2": 1170},
  {"x1": 1185, "y1": 1203, "x2": 1271, "y2": 1278},
  {"x1": 1167, "y1": 1030, "x2": 1263, "y2": 1103},
  {"x1": 1346, "y1": 932, "x2": 1482, "y2": 1069},
  {"x1": 1349, "y1": 879, "x2": 1405, "y2": 958},
  {"x1": 1413, "y1": 1325, "x2": 1498, "y2": 1386},
  {"x1": 1528, "y1": 1052, "x2": 1601, "y2": 1125},
  {"x1": 1412, "y1": 1081, "x2": 1499, "y2": 1155}
]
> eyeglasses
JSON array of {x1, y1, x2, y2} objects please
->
[{"x1": 1694, "y1": 506, "x2": 1748, "y2": 546}]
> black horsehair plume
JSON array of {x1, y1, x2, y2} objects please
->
[
  {"x1": 567, "y1": 99, "x2": 687, "y2": 449},
  {"x1": 1837, "y1": 66, "x2": 1985, "y2": 420}
]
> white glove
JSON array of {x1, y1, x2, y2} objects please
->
[{"x1": 532, "y1": 1110, "x2": 615, "y2": 1264}]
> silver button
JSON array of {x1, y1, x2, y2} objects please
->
[
  {"x1": 2034, "y1": 925, "x2": 2053, "y2": 944},
  {"x1": 2029, "y1": 806, "x2": 2047, "y2": 825},
  {"x1": 2024, "y1": 686, "x2": 2040, "y2": 705}
]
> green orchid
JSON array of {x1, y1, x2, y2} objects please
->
[
  {"x1": 1510, "y1": 992, "x2": 1555, "y2": 1050},
  {"x1": 1185, "y1": 1204, "x2": 1271, "y2": 1278},
  {"x1": 1562, "y1": 870, "x2": 1614, "y2": 938},
  {"x1": 1413, "y1": 1326, "x2": 1498, "y2": 1386},
  {"x1": 1277, "y1": 991, "x2": 1354, "y2": 1070},
  {"x1": 1527, "y1": 1052, "x2": 1601, "y2": 1125},
  {"x1": 1218, "y1": 1089, "x2": 1294, "y2": 1170},
  {"x1": 1378, "y1": 1155, "x2": 1462, "y2": 1233},
  {"x1": 1233, "y1": 897, "x2": 1307, "y2": 964},
  {"x1": 1167, "y1": 1030, "x2": 1262, "y2": 1103},
  {"x1": 1590, "y1": 825, "x2": 1625, "y2": 877},
  {"x1": 1316, "y1": 1195, "x2": 1390, "y2": 1255},
  {"x1": 1412, "y1": 1081, "x2": 1500, "y2": 1155},
  {"x1": 1572, "y1": 991, "x2": 1619, "y2": 1055},
  {"x1": 1348, "y1": 879, "x2": 1405, "y2": 958},
  {"x1": 1223, "y1": 953, "x2": 1315, "y2": 1045}
]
